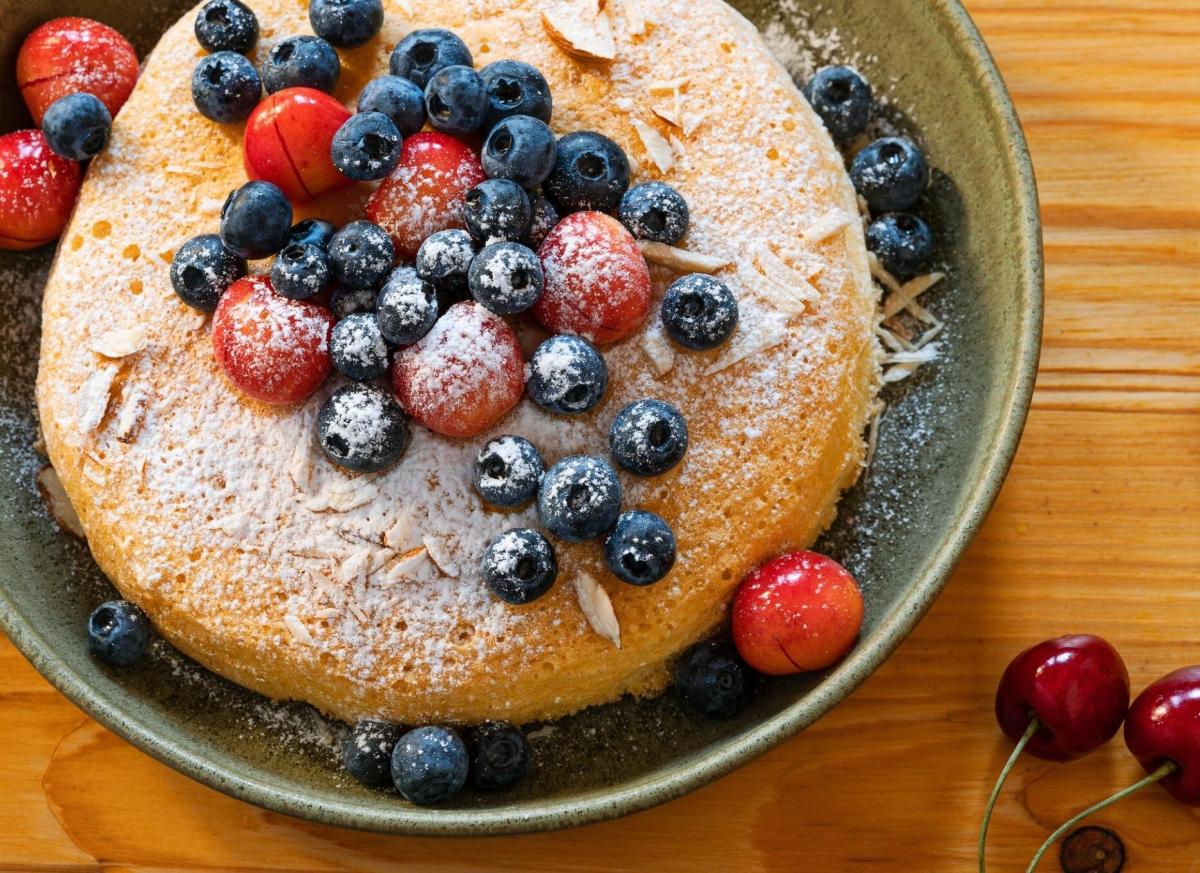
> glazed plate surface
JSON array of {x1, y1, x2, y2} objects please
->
[{"x1": 0, "y1": 0, "x2": 1041, "y2": 835}]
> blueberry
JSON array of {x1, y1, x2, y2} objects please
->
[
  {"x1": 604, "y1": 509, "x2": 676, "y2": 586},
  {"x1": 468, "y1": 242, "x2": 542, "y2": 315},
  {"x1": 375, "y1": 266, "x2": 438, "y2": 344},
  {"x1": 525, "y1": 195, "x2": 558, "y2": 249},
  {"x1": 609, "y1": 399, "x2": 688, "y2": 477},
  {"x1": 194, "y1": 0, "x2": 258, "y2": 54},
  {"x1": 472, "y1": 435, "x2": 544, "y2": 508},
  {"x1": 389, "y1": 29, "x2": 472, "y2": 89},
  {"x1": 618, "y1": 182, "x2": 689, "y2": 245},
  {"x1": 424, "y1": 65, "x2": 489, "y2": 137},
  {"x1": 219, "y1": 180, "x2": 293, "y2": 259},
  {"x1": 865, "y1": 212, "x2": 934, "y2": 278},
  {"x1": 415, "y1": 228, "x2": 475, "y2": 293},
  {"x1": 331, "y1": 285, "x2": 376, "y2": 319},
  {"x1": 331, "y1": 111, "x2": 402, "y2": 182},
  {"x1": 482, "y1": 115, "x2": 557, "y2": 189},
  {"x1": 482, "y1": 528, "x2": 558, "y2": 604},
  {"x1": 191, "y1": 51, "x2": 262, "y2": 122},
  {"x1": 357, "y1": 75, "x2": 426, "y2": 136},
  {"x1": 330, "y1": 312, "x2": 390, "y2": 381},
  {"x1": 660, "y1": 274, "x2": 738, "y2": 351},
  {"x1": 261, "y1": 35, "x2": 340, "y2": 94},
  {"x1": 287, "y1": 218, "x2": 337, "y2": 250},
  {"x1": 463, "y1": 179, "x2": 531, "y2": 245},
  {"x1": 170, "y1": 233, "x2": 246, "y2": 311},
  {"x1": 343, "y1": 718, "x2": 402, "y2": 787},
  {"x1": 317, "y1": 383, "x2": 410, "y2": 473},
  {"x1": 328, "y1": 220, "x2": 395, "y2": 289},
  {"x1": 468, "y1": 722, "x2": 532, "y2": 791},
  {"x1": 41, "y1": 93, "x2": 111, "y2": 160},
  {"x1": 270, "y1": 242, "x2": 331, "y2": 299},
  {"x1": 544, "y1": 131, "x2": 630, "y2": 214},
  {"x1": 537, "y1": 455, "x2": 622, "y2": 542},
  {"x1": 674, "y1": 639, "x2": 755, "y2": 719},
  {"x1": 478, "y1": 60, "x2": 552, "y2": 129},
  {"x1": 526, "y1": 334, "x2": 607, "y2": 415},
  {"x1": 804, "y1": 65, "x2": 873, "y2": 143},
  {"x1": 850, "y1": 136, "x2": 929, "y2": 213},
  {"x1": 309, "y1": 0, "x2": 383, "y2": 48},
  {"x1": 391, "y1": 726, "x2": 469, "y2": 805},
  {"x1": 88, "y1": 600, "x2": 152, "y2": 666}
]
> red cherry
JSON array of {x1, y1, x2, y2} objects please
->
[
  {"x1": 0, "y1": 130, "x2": 82, "y2": 250},
  {"x1": 534, "y1": 211, "x2": 651, "y2": 344},
  {"x1": 392, "y1": 301, "x2": 524, "y2": 438},
  {"x1": 730, "y1": 550, "x2": 864, "y2": 676},
  {"x1": 366, "y1": 132, "x2": 486, "y2": 261},
  {"x1": 212, "y1": 275, "x2": 334, "y2": 405},
  {"x1": 243, "y1": 87, "x2": 352, "y2": 204},
  {"x1": 17, "y1": 17, "x2": 139, "y2": 126},
  {"x1": 1125, "y1": 665, "x2": 1200, "y2": 806}
]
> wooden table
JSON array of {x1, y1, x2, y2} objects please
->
[{"x1": 4, "y1": 0, "x2": 1199, "y2": 869}]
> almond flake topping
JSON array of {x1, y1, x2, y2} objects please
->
[
  {"x1": 802, "y1": 210, "x2": 853, "y2": 244},
  {"x1": 630, "y1": 118, "x2": 674, "y2": 173},
  {"x1": 284, "y1": 614, "x2": 315, "y2": 646},
  {"x1": 423, "y1": 534, "x2": 460, "y2": 578},
  {"x1": 384, "y1": 546, "x2": 429, "y2": 583},
  {"x1": 573, "y1": 572, "x2": 621, "y2": 648},
  {"x1": 391, "y1": 0, "x2": 414, "y2": 18},
  {"x1": 640, "y1": 320, "x2": 675, "y2": 376},
  {"x1": 704, "y1": 307, "x2": 790, "y2": 376},
  {"x1": 638, "y1": 241, "x2": 731, "y2": 273},
  {"x1": 542, "y1": 0, "x2": 616, "y2": 61},
  {"x1": 36, "y1": 466, "x2": 85, "y2": 539},
  {"x1": 115, "y1": 387, "x2": 148, "y2": 443},
  {"x1": 77, "y1": 365, "x2": 119, "y2": 433}
]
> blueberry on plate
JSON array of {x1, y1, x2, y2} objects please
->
[
  {"x1": 317, "y1": 383, "x2": 410, "y2": 473},
  {"x1": 343, "y1": 718, "x2": 402, "y2": 787},
  {"x1": 537, "y1": 455, "x2": 622, "y2": 542},
  {"x1": 469, "y1": 722, "x2": 532, "y2": 791},
  {"x1": 660, "y1": 273, "x2": 738, "y2": 351},
  {"x1": 415, "y1": 228, "x2": 475, "y2": 292},
  {"x1": 357, "y1": 75, "x2": 426, "y2": 136},
  {"x1": 260, "y1": 35, "x2": 340, "y2": 94},
  {"x1": 865, "y1": 212, "x2": 934, "y2": 278},
  {"x1": 609, "y1": 399, "x2": 688, "y2": 477},
  {"x1": 544, "y1": 130, "x2": 630, "y2": 214},
  {"x1": 389, "y1": 28, "x2": 473, "y2": 89},
  {"x1": 468, "y1": 242, "x2": 543, "y2": 315},
  {"x1": 674, "y1": 639, "x2": 755, "y2": 719},
  {"x1": 482, "y1": 115, "x2": 557, "y2": 190},
  {"x1": 219, "y1": 180, "x2": 293, "y2": 259},
  {"x1": 194, "y1": 0, "x2": 258, "y2": 54},
  {"x1": 391, "y1": 726, "x2": 469, "y2": 805},
  {"x1": 287, "y1": 218, "x2": 337, "y2": 250},
  {"x1": 525, "y1": 194, "x2": 559, "y2": 250},
  {"x1": 424, "y1": 64, "x2": 489, "y2": 136},
  {"x1": 328, "y1": 220, "x2": 395, "y2": 289},
  {"x1": 472, "y1": 435, "x2": 544, "y2": 508},
  {"x1": 41, "y1": 92, "x2": 111, "y2": 160},
  {"x1": 526, "y1": 334, "x2": 607, "y2": 415},
  {"x1": 463, "y1": 179, "x2": 531, "y2": 245},
  {"x1": 482, "y1": 528, "x2": 558, "y2": 604},
  {"x1": 331, "y1": 285, "x2": 377, "y2": 319},
  {"x1": 170, "y1": 233, "x2": 246, "y2": 311},
  {"x1": 331, "y1": 112, "x2": 402, "y2": 182},
  {"x1": 604, "y1": 509, "x2": 676, "y2": 586},
  {"x1": 618, "y1": 182, "x2": 689, "y2": 245},
  {"x1": 270, "y1": 242, "x2": 331, "y2": 299},
  {"x1": 375, "y1": 265, "x2": 438, "y2": 344},
  {"x1": 309, "y1": 0, "x2": 383, "y2": 49},
  {"x1": 850, "y1": 136, "x2": 929, "y2": 213},
  {"x1": 804, "y1": 65, "x2": 873, "y2": 143},
  {"x1": 330, "y1": 312, "x2": 390, "y2": 381},
  {"x1": 88, "y1": 600, "x2": 152, "y2": 666},
  {"x1": 192, "y1": 51, "x2": 262, "y2": 122},
  {"x1": 479, "y1": 60, "x2": 552, "y2": 128}
]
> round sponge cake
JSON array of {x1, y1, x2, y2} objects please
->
[{"x1": 36, "y1": 0, "x2": 879, "y2": 724}]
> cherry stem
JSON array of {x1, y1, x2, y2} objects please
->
[
  {"x1": 978, "y1": 717, "x2": 1039, "y2": 873},
  {"x1": 1025, "y1": 760, "x2": 1177, "y2": 873}
]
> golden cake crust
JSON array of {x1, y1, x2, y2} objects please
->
[{"x1": 36, "y1": 0, "x2": 879, "y2": 724}]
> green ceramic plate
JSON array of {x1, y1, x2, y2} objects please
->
[{"x1": 0, "y1": 0, "x2": 1041, "y2": 835}]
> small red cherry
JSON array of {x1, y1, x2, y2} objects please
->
[
  {"x1": 366, "y1": 132, "x2": 486, "y2": 261},
  {"x1": 17, "y1": 17, "x2": 139, "y2": 126},
  {"x1": 1124, "y1": 665, "x2": 1200, "y2": 806},
  {"x1": 212, "y1": 275, "x2": 334, "y2": 405},
  {"x1": 0, "y1": 130, "x2": 82, "y2": 250},
  {"x1": 392, "y1": 300, "x2": 524, "y2": 438},
  {"x1": 243, "y1": 87, "x2": 352, "y2": 204},
  {"x1": 730, "y1": 550, "x2": 864, "y2": 676},
  {"x1": 534, "y1": 211, "x2": 651, "y2": 344}
]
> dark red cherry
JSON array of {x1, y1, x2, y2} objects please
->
[{"x1": 1124, "y1": 665, "x2": 1200, "y2": 806}]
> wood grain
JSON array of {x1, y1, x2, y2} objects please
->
[{"x1": 3, "y1": 0, "x2": 1199, "y2": 869}]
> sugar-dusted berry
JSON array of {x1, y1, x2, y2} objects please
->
[
  {"x1": 244, "y1": 87, "x2": 352, "y2": 203},
  {"x1": 17, "y1": 17, "x2": 138, "y2": 126},
  {"x1": 0, "y1": 130, "x2": 82, "y2": 251}
]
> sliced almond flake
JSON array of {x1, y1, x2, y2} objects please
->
[
  {"x1": 650, "y1": 101, "x2": 683, "y2": 129},
  {"x1": 915, "y1": 320, "x2": 945, "y2": 348},
  {"x1": 667, "y1": 133, "x2": 690, "y2": 170},
  {"x1": 622, "y1": 0, "x2": 647, "y2": 35},
  {"x1": 573, "y1": 572, "x2": 621, "y2": 648},
  {"x1": 288, "y1": 434, "x2": 315, "y2": 493},
  {"x1": 752, "y1": 245, "x2": 821, "y2": 306},
  {"x1": 875, "y1": 323, "x2": 912, "y2": 353},
  {"x1": 614, "y1": 96, "x2": 635, "y2": 112},
  {"x1": 164, "y1": 165, "x2": 200, "y2": 176},
  {"x1": 638, "y1": 241, "x2": 731, "y2": 274},
  {"x1": 704, "y1": 309, "x2": 789, "y2": 376},
  {"x1": 682, "y1": 110, "x2": 708, "y2": 136},
  {"x1": 630, "y1": 118, "x2": 674, "y2": 173},
  {"x1": 89, "y1": 325, "x2": 148, "y2": 358},
  {"x1": 77, "y1": 365, "x2": 118, "y2": 433},
  {"x1": 284, "y1": 614, "x2": 315, "y2": 646},
  {"x1": 346, "y1": 600, "x2": 369, "y2": 624},
  {"x1": 115, "y1": 387, "x2": 148, "y2": 443},
  {"x1": 882, "y1": 272, "x2": 946, "y2": 320},
  {"x1": 737, "y1": 267, "x2": 805, "y2": 318},
  {"x1": 542, "y1": 3, "x2": 616, "y2": 61},
  {"x1": 82, "y1": 466, "x2": 106, "y2": 486},
  {"x1": 525, "y1": 725, "x2": 557, "y2": 740},
  {"x1": 134, "y1": 455, "x2": 147, "y2": 485},
  {"x1": 868, "y1": 252, "x2": 903, "y2": 294},
  {"x1": 383, "y1": 514, "x2": 421, "y2": 552},
  {"x1": 314, "y1": 607, "x2": 341, "y2": 620},
  {"x1": 36, "y1": 466, "x2": 85, "y2": 539},
  {"x1": 207, "y1": 513, "x2": 251, "y2": 535},
  {"x1": 198, "y1": 197, "x2": 224, "y2": 215},
  {"x1": 640, "y1": 320, "x2": 675, "y2": 376},
  {"x1": 392, "y1": 0, "x2": 414, "y2": 18},
  {"x1": 883, "y1": 343, "x2": 940, "y2": 366},
  {"x1": 86, "y1": 449, "x2": 107, "y2": 467},
  {"x1": 384, "y1": 546, "x2": 428, "y2": 583},
  {"x1": 339, "y1": 549, "x2": 372, "y2": 586},
  {"x1": 648, "y1": 77, "x2": 689, "y2": 94},
  {"x1": 882, "y1": 362, "x2": 922, "y2": 383},
  {"x1": 423, "y1": 534, "x2": 460, "y2": 578},
  {"x1": 802, "y1": 210, "x2": 853, "y2": 245},
  {"x1": 757, "y1": 242, "x2": 823, "y2": 281},
  {"x1": 305, "y1": 480, "x2": 379, "y2": 513}
]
